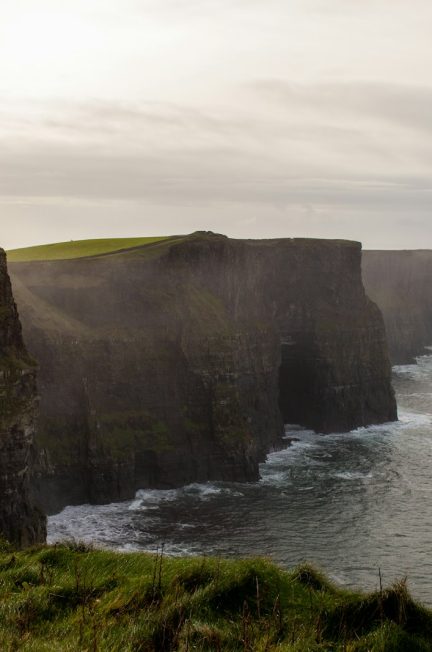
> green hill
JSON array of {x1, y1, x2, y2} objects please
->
[
  {"x1": 6, "y1": 237, "x2": 173, "y2": 262},
  {"x1": 0, "y1": 543, "x2": 431, "y2": 651}
]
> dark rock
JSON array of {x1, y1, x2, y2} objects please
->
[
  {"x1": 9, "y1": 234, "x2": 397, "y2": 513},
  {"x1": 0, "y1": 249, "x2": 46, "y2": 545},
  {"x1": 363, "y1": 250, "x2": 432, "y2": 364}
]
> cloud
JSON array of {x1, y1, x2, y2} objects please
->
[
  {"x1": 2, "y1": 86, "x2": 432, "y2": 208},
  {"x1": 2, "y1": 1, "x2": 432, "y2": 247},
  {"x1": 251, "y1": 80, "x2": 432, "y2": 135},
  {"x1": 0, "y1": 83, "x2": 431, "y2": 254}
]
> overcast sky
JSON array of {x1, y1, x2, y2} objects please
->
[{"x1": 2, "y1": 0, "x2": 432, "y2": 249}]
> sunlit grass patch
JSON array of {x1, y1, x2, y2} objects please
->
[{"x1": 7, "y1": 237, "x2": 173, "y2": 262}]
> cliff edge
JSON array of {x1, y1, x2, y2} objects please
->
[
  {"x1": 9, "y1": 234, "x2": 397, "y2": 513},
  {"x1": 0, "y1": 249, "x2": 46, "y2": 545}
]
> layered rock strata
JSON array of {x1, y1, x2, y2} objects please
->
[
  {"x1": 9, "y1": 234, "x2": 397, "y2": 513},
  {"x1": 0, "y1": 249, "x2": 46, "y2": 545}
]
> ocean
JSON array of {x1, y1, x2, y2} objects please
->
[{"x1": 48, "y1": 353, "x2": 432, "y2": 604}]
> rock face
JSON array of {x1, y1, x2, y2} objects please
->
[
  {"x1": 363, "y1": 251, "x2": 432, "y2": 364},
  {"x1": 0, "y1": 249, "x2": 46, "y2": 545},
  {"x1": 9, "y1": 233, "x2": 397, "y2": 514}
]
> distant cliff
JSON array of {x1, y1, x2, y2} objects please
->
[
  {"x1": 0, "y1": 250, "x2": 46, "y2": 545},
  {"x1": 9, "y1": 233, "x2": 396, "y2": 513},
  {"x1": 363, "y1": 251, "x2": 432, "y2": 364}
]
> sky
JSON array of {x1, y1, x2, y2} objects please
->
[{"x1": 2, "y1": 0, "x2": 432, "y2": 249}]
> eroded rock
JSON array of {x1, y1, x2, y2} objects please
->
[{"x1": 0, "y1": 249, "x2": 46, "y2": 545}]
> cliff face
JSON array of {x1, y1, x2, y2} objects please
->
[
  {"x1": 9, "y1": 234, "x2": 396, "y2": 513},
  {"x1": 363, "y1": 251, "x2": 432, "y2": 364},
  {"x1": 0, "y1": 250, "x2": 46, "y2": 545}
]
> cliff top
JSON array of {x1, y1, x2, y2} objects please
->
[
  {"x1": 7, "y1": 232, "x2": 360, "y2": 263},
  {"x1": 6, "y1": 236, "x2": 173, "y2": 262}
]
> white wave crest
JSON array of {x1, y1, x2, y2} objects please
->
[
  {"x1": 131, "y1": 482, "x2": 243, "y2": 511},
  {"x1": 333, "y1": 471, "x2": 373, "y2": 481}
]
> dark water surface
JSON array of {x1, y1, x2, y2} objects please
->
[{"x1": 49, "y1": 355, "x2": 432, "y2": 604}]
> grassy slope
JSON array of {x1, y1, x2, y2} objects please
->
[
  {"x1": 0, "y1": 545, "x2": 431, "y2": 651},
  {"x1": 6, "y1": 237, "x2": 173, "y2": 262}
]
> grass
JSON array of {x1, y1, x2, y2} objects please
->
[
  {"x1": 0, "y1": 544, "x2": 431, "y2": 651},
  {"x1": 6, "y1": 238, "x2": 173, "y2": 262},
  {"x1": 6, "y1": 232, "x2": 362, "y2": 264}
]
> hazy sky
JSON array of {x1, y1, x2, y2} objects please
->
[{"x1": 2, "y1": 0, "x2": 432, "y2": 249}]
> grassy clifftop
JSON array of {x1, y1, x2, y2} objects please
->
[
  {"x1": 6, "y1": 237, "x2": 174, "y2": 262},
  {"x1": 0, "y1": 545, "x2": 431, "y2": 651},
  {"x1": 7, "y1": 233, "x2": 360, "y2": 263}
]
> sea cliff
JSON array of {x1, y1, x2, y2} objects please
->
[
  {"x1": 9, "y1": 233, "x2": 397, "y2": 513},
  {"x1": 0, "y1": 249, "x2": 46, "y2": 545},
  {"x1": 363, "y1": 250, "x2": 432, "y2": 364}
]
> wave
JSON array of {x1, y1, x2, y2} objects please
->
[
  {"x1": 130, "y1": 482, "x2": 244, "y2": 511},
  {"x1": 259, "y1": 402, "x2": 432, "y2": 488},
  {"x1": 47, "y1": 501, "x2": 141, "y2": 548},
  {"x1": 332, "y1": 471, "x2": 373, "y2": 481},
  {"x1": 393, "y1": 353, "x2": 432, "y2": 381},
  {"x1": 48, "y1": 355, "x2": 432, "y2": 558}
]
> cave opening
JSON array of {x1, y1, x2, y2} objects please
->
[{"x1": 278, "y1": 334, "x2": 317, "y2": 431}]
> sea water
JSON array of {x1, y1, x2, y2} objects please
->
[{"x1": 48, "y1": 354, "x2": 432, "y2": 604}]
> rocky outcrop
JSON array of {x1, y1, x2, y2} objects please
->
[
  {"x1": 9, "y1": 233, "x2": 397, "y2": 513},
  {"x1": 363, "y1": 251, "x2": 432, "y2": 364},
  {"x1": 0, "y1": 249, "x2": 46, "y2": 545}
]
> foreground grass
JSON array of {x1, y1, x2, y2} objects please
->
[
  {"x1": 0, "y1": 545, "x2": 431, "y2": 651},
  {"x1": 6, "y1": 237, "x2": 172, "y2": 262}
]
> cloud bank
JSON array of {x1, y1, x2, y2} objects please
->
[{"x1": 2, "y1": 0, "x2": 432, "y2": 248}]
